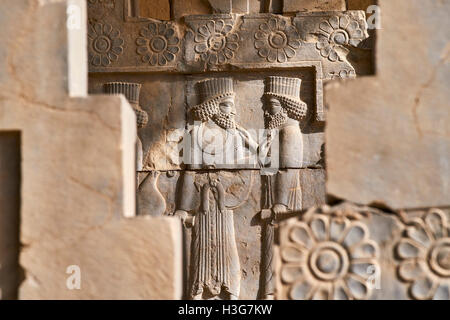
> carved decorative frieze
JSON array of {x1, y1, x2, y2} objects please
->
[
  {"x1": 254, "y1": 17, "x2": 300, "y2": 63},
  {"x1": 396, "y1": 208, "x2": 450, "y2": 300},
  {"x1": 193, "y1": 19, "x2": 240, "y2": 66},
  {"x1": 88, "y1": 23, "x2": 124, "y2": 67},
  {"x1": 136, "y1": 22, "x2": 180, "y2": 66},
  {"x1": 277, "y1": 205, "x2": 380, "y2": 300}
]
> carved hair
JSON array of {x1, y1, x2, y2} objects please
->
[{"x1": 265, "y1": 93, "x2": 307, "y2": 121}]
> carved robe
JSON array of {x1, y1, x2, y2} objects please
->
[{"x1": 190, "y1": 180, "x2": 240, "y2": 299}]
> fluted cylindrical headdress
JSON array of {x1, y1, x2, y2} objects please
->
[
  {"x1": 104, "y1": 82, "x2": 148, "y2": 128},
  {"x1": 189, "y1": 78, "x2": 235, "y2": 121},
  {"x1": 104, "y1": 82, "x2": 141, "y2": 105},
  {"x1": 264, "y1": 76, "x2": 301, "y2": 98},
  {"x1": 198, "y1": 78, "x2": 234, "y2": 101},
  {"x1": 263, "y1": 76, "x2": 307, "y2": 120}
]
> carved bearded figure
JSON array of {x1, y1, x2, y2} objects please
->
[
  {"x1": 262, "y1": 76, "x2": 307, "y2": 217},
  {"x1": 174, "y1": 78, "x2": 258, "y2": 300}
]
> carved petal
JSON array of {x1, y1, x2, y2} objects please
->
[
  {"x1": 345, "y1": 274, "x2": 370, "y2": 300},
  {"x1": 217, "y1": 51, "x2": 226, "y2": 64},
  {"x1": 342, "y1": 222, "x2": 368, "y2": 248},
  {"x1": 398, "y1": 259, "x2": 424, "y2": 282},
  {"x1": 107, "y1": 51, "x2": 118, "y2": 61},
  {"x1": 328, "y1": 50, "x2": 339, "y2": 62},
  {"x1": 288, "y1": 38, "x2": 301, "y2": 49},
  {"x1": 164, "y1": 51, "x2": 175, "y2": 62},
  {"x1": 255, "y1": 30, "x2": 267, "y2": 40},
  {"x1": 167, "y1": 45, "x2": 179, "y2": 54},
  {"x1": 319, "y1": 21, "x2": 333, "y2": 35},
  {"x1": 103, "y1": 23, "x2": 112, "y2": 35},
  {"x1": 226, "y1": 42, "x2": 238, "y2": 51},
  {"x1": 267, "y1": 49, "x2": 277, "y2": 63},
  {"x1": 208, "y1": 53, "x2": 218, "y2": 65},
  {"x1": 111, "y1": 46, "x2": 123, "y2": 55},
  {"x1": 329, "y1": 217, "x2": 349, "y2": 242},
  {"x1": 112, "y1": 38, "x2": 124, "y2": 47},
  {"x1": 258, "y1": 47, "x2": 269, "y2": 58},
  {"x1": 149, "y1": 54, "x2": 157, "y2": 66},
  {"x1": 284, "y1": 46, "x2": 296, "y2": 58},
  {"x1": 223, "y1": 24, "x2": 232, "y2": 34},
  {"x1": 91, "y1": 53, "x2": 101, "y2": 66},
  {"x1": 254, "y1": 40, "x2": 266, "y2": 49},
  {"x1": 407, "y1": 220, "x2": 432, "y2": 247},
  {"x1": 290, "y1": 279, "x2": 313, "y2": 300},
  {"x1": 277, "y1": 49, "x2": 287, "y2": 63},
  {"x1": 148, "y1": 23, "x2": 157, "y2": 35},
  {"x1": 397, "y1": 238, "x2": 422, "y2": 259},
  {"x1": 137, "y1": 46, "x2": 148, "y2": 55},
  {"x1": 215, "y1": 20, "x2": 224, "y2": 33},
  {"x1": 281, "y1": 244, "x2": 306, "y2": 263},
  {"x1": 289, "y1": 223, "x2": 314, "y2": 249},
  {"x1": 167, "y1": 36, "x2": 179, "y2": 46},
  {"x1": 101, "y1": 55, "x2": 110, "y2": 66},
  {"x1": 333, "y1": 280, "x2": 351, "y2": 300},
  {"x1": 206, "y1": 20, "x2": 215, "y2": 34},
  {"x1": 340, "y1": 16, "x2": 349, "y2": 29},
  {"x1": 278, "y1": 19, "x2": 287, "y2": 31},
  {"x1": 329, "y1": 16, "x2": 340, "y2": 29},
  {"x1": 195, "y1": 43, "x2": 208, "y2": 54},
  {"x1": 351, "y1": 240, "x2": 379, "y2": 259},
  {"x1": 260, "y1": 22, "x2": 270, "y2": 33},
  {"x1": 93, "y1": 23, "x2": 102, "y2": 35},
  {"x1": 425, "y1": 209, "x2": 448, "y2": 239},
  {"x1": 309, "y1": 215, "x2": 329, "y2": 242},
  {"x1": 158, "y1": 54, "x2": 167, "y2": 66},
  {"x1": 164, "y1": 27, "x2": 175, "y2": 39},
  {"x1": 410, "y1": 277, "x2": 437, "y2": 300},
  {"x1": 223, "y1": 47, "x2": 235, "y2": 59},
  {"x1": 268, "y1": 18, "x2": 277, "y2": 31},
  {"x1": 226, "y1": 33, "x2": 239, "y2": 43},
  {"x1": 158, "y1": 23, "x2": 167, "y2": 36},
  {"x1": 433, "y1": 284, "x2": 450, "y2": 300},
  {"x1": 281, "y1": 264, "x2": 303, "y2": 283}
]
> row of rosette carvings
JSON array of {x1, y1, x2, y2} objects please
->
[
  {"x1": 88, "y1": 11, "x2": 369, "y2": 80},
  {"x1": 275, "y1": 203, "x2": 450, "y2": 300}
]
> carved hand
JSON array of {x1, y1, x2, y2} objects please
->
[
  {"x1": 272, "y1": 203, "x2": 289, "y2": 220},
  {"x1": 173, "y1": 210, "x2": 195, "y2": 228}
]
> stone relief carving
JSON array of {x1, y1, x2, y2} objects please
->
[
  {"x1": 315, "y1": 15, "x2": 366, "y2": 62},
  {"x1": 88, "y1": 0, "x2": 116, "y2": 23},
  {"x1": 88, "y1": 23, "x2": 124, "y2": 67},
  {"x1": 396, "y1": 208, "x2": 450, "y2": 300},
  {"x1": 254, "y1": 17, "x2": 300, "y2": 63},
  {"x1": 277, "y1": 204, "x2": 380, "y2": 300},
  {"x1": 136, "y1": 22, "x2": 180, "y2": 66},
  {"x1": 193, "y1": 19, "x2": 240, "y2": 66},
  {"x1": 103, "y1": 82, "x2": 148, "y2": 169},
  {"x1": 87, "y1": 0, "x2": 373, "y2": 300}
]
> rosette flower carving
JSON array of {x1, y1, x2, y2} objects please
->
[
  {"x1": 280, "y1": 214, "x2": 379, "y2": 300},
  {"x1": 316, "y1": 15, "x2": 366, "y2": 62},
  {"x1": 136, "y1": 22, "x2": 180, "y2": 66},
  {"x1": 193, "y1": 20, "x2": 239, "y2": 66},
  {"x1": 88, "y1": 23, "x2": 124, "y2": 67},
  {"x1": 254, "y1": 18, "x2": 301, "y2": 63},
  {"x1": 396, "y1": 209, "x2": 450, "y2": 300}
]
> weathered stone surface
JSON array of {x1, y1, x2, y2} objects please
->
[
  {"x1": 148, "y1": 168, "x2": 325, "y2": 299},
  {"x1": 347, "y1": 0, "x2": 374, "y2": 11},
  {"x1": 21, "y1": 217, "x2": 182, "y2": 299},
  {"x1": 139, "y1": 0, "x2": 171, "y2": 20},
  {"x1": 275, "y1": 203, "x2": 450, "y2": 300},
  {"x1": 0, "y1": 0, "x2": 182, "y2": 299},
  {"x1": 325, "y1": 0, "x2": 450, "y2": 209},
  {"x1": 284, "y1": 0, "x2": 346, "y2": 13},
  {"x1": 172, "y1": 0, "x2": 212, "y2": 20},
  {"x1": 208, "y1": 0, "x2": 232, "y2": 13}
]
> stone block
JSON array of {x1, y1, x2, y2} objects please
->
[
  {"x1": 325, "y1": 0, "x2": 450, "y2": 209},
  {"x1": 284, "y1": 0, "x2": 346, "y2": 13}
]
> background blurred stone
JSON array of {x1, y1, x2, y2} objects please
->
[{"x1": 325, "y1": 0, "x2": 450, "y2": 210}]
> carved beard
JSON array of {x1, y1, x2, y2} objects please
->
[
  {"x1": 264, "y1": 109, "x2": 288, "y2": 130},
  {"x1": 212, "y1": 111, "x2": 236, "y2": 129}
]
